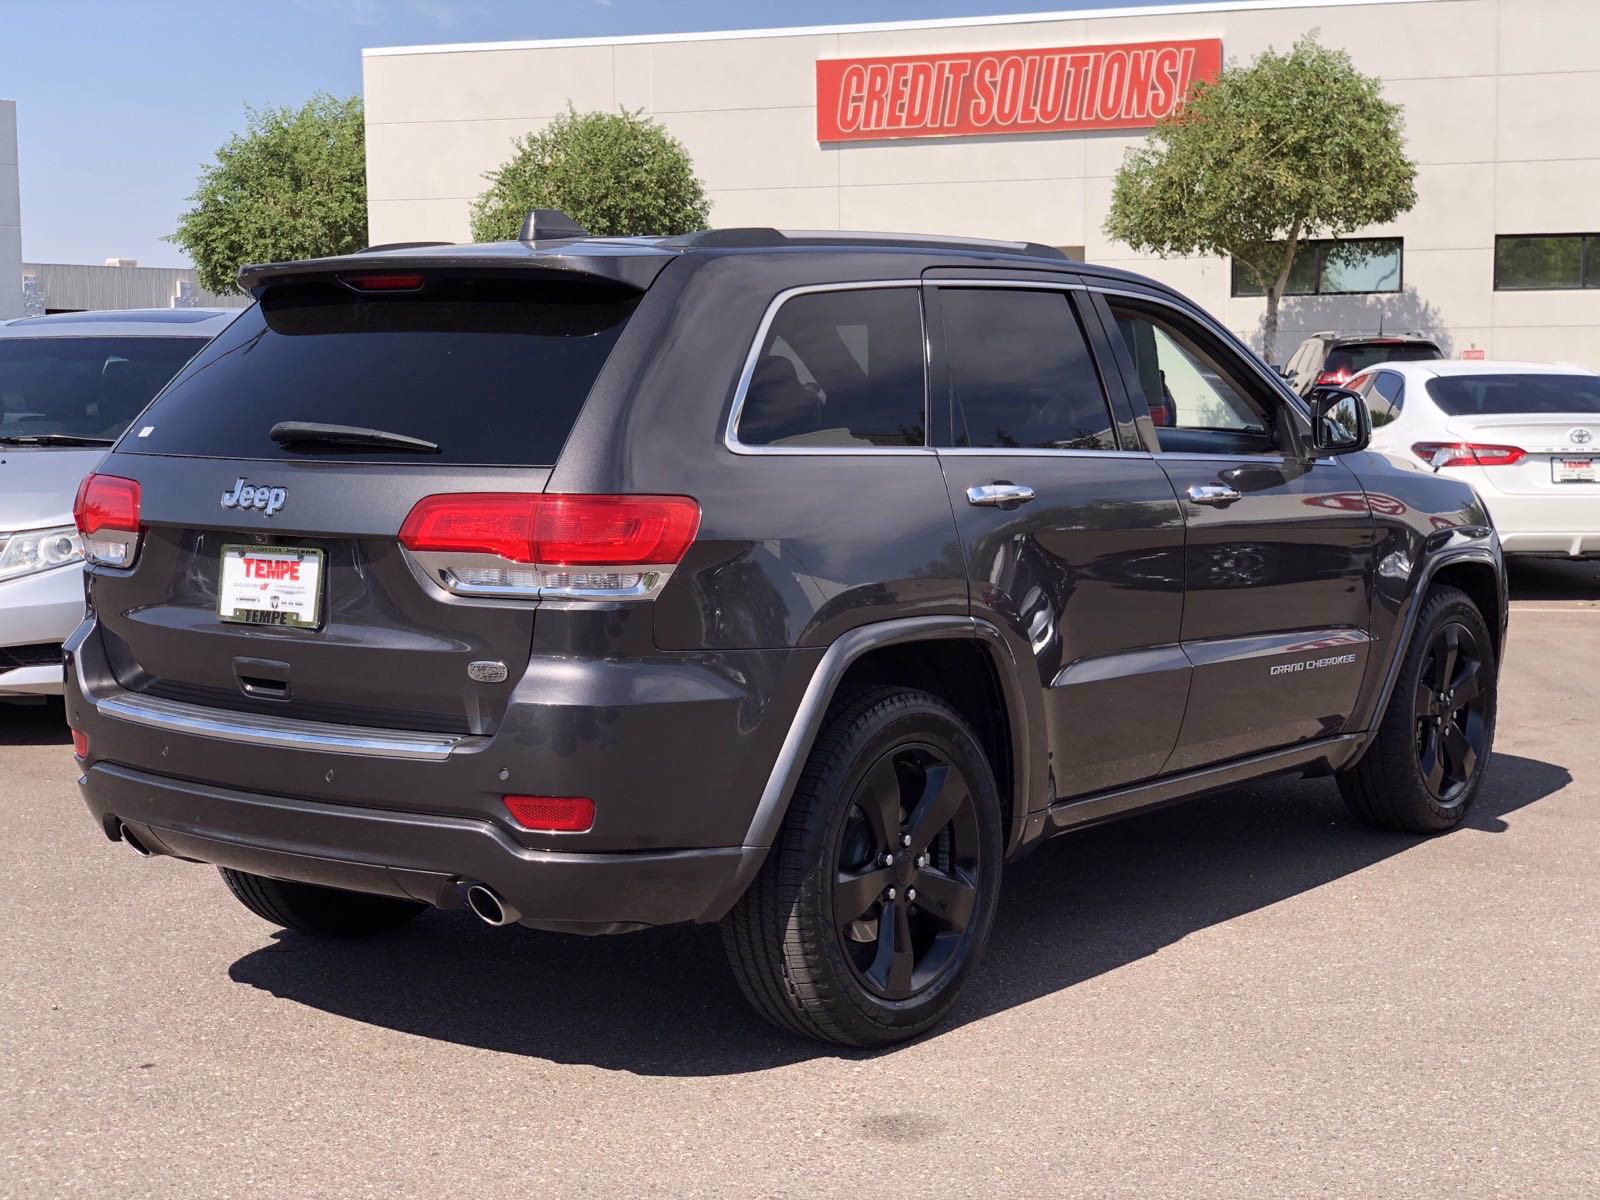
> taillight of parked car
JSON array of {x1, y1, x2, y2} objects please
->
[
  {"x1": 1315, "y1": 368, "x2": 1352, "y2": 387},
  {"x1": 1412, "y1": 442, "x2": 1527, "y2": 469},
  {"x1": 398, "y1": 493, "x2": 701, "y2": 599},
  {"x1": 71, "y1": 474, "x2": 143, "y2": 567}
]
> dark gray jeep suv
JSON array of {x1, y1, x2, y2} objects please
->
[{"x1": 66, "y1": 220, "x2": 1506, "y2": 1046}]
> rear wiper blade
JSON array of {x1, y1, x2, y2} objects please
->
[
  {"x1": 0, "y1": 432, "x2": 116, "y2": 446},
  {"x1": 269, "y1": 421, "x2": 440, "y2": 454}
]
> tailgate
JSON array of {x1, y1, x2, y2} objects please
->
[{"x1": 89, "y1": 459, "x2": 550, "y2": 734}]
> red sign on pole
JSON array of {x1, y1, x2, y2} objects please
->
[
  {"x1": 1462, "y1": 347, "x2": 1486, "y2": 360},
  {"x1": 816, "y1": 38, "x2": 1222, "y2": 143}
]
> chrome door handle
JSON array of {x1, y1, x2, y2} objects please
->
[
  {"x1": 1186, "y1": 483, "x2": 1242, "y2": 507},
  {"x1": 966, "y1": 483, "x2": 1036, "y2": 507}
]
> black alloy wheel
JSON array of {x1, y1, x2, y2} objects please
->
[
  {"x1": 1337, "y1": 584, "x2": 1496, "y2": 834},
  {"x1": 832, "y1": 745, "x2": 981, "y2": 1001},
  {"x1": 1413, "y1": 620, "x2": 1490, "y2": 806},
  {"x1": 721, "y1": 685, "x2": 1003, "y2": 1047}
]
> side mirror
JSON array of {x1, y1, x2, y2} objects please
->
[{"x1": 1308, "y1": 385, "x2": 1371, "y2": 455}]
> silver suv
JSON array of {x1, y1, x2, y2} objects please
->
[{"x1": 0, "y1": 309, "x2": 235, "y2": 697}]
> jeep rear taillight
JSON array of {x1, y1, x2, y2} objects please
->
[
  {"x1": 398, "y1": 493, "x2": 700, "y2": 599},
  {"x1": 72, "y1": 474, "x2": 143, "y2": 568}
]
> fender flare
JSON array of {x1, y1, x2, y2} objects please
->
[
  {"x1": 1360, "y1": 538, "x2": 1504, "y2": 734},
  {"x1": 698, "y1": 615, "x2": 1042, "y2": 921}
]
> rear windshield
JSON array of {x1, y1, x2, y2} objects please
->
[
  {"x1": 1425, "y1": 374, "x2": 1600, "y2": 416},
  {"x1": 1325, "y1": 342, "x2": 1441, "y2": 375},
  {"x1": 0, "y1": 336, "x2": 208, "y2": 441},
  {"x1": 122, "y1": 278, "x2": 640, "y2": 465}
]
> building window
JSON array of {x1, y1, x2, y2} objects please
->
[
  {"x1": 1231, "y1": 238, "x2": 1403, "y2": 298},
  {"x1": 1494, "y1": 234, "x2": 1600, "y2": 290}
]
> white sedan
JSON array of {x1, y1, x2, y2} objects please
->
[{"x1": 1345, "y1": 359, "x2": 1600, "y2": 559}]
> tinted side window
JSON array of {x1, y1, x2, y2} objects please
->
[
  {"x1": 1369, "y1": 371, "x2": 1405, "y2": 425},
  {"x1": 737, "y1": 288, "x2": 925, "y2": 448},
  {"x1": 1109, "y1": 300, "x2": 1287, "y2": 454},
  {"x1": 936, "y1": 288, "x2": 1114, "y2": 450}
]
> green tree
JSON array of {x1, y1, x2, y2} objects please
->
[
  {"x1": 470, "y1": 106, "x2": 710, "y2": 241},
  {"x1": 1104, "y1": 36, "x2": 1417, "y2": 361},
  {"x1": 168, "y1": 94, "x2": 366, "y2": 295}
]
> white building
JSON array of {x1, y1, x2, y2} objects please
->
[
  {"x1": 1, "y1": 101, "x2": 22, "y2": 321},
  {"x1": 363, "y1": 0, "x2": 1600, "y2": 365}
]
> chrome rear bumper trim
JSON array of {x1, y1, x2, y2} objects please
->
[{"x1": 89, "y1": 685, "x2": 470, "y2": 762}]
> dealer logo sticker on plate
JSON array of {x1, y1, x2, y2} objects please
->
[{"x1": 218, "y1": 544, "x2": 325, "y2": 629}]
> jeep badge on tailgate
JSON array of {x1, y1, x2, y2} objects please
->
[{"x1": 221, "y1": 478, "x2": 288, "y2": 517}]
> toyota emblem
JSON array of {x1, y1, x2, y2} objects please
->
[{"x1": 1572, "y1": 427, "x2": 1594, "y2": 445}]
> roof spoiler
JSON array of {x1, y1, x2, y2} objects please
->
[{"x1": 237, "y1": 246, "x2": 673, "y2": 296}]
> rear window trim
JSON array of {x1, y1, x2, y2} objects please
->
[{"x1": 724, "y1": 280, "x2": 936, "y2": 457}]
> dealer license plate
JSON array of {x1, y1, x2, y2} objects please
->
[
  {"x1": 1553, "y1": 457, "x2": 1597, "y2": 483},
  {"x1": 218, "y1": 544, "x2": 325, "y2": 629}
]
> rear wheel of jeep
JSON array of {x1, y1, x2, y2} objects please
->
[
  {"x1": 219, "y1": 867, "x2": 427, "y2": 937},
  {"x1": 721, "y1": 686, "x2": 1004, "y2": 1047},
  {"x1": 1338, "y1": 585, "x2": 1497, "y2": 834}
]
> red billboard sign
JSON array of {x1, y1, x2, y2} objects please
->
[{"x1": 817, "y1": 38, "x2": 1222, "y2": 143}]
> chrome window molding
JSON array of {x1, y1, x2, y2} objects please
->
[
  {"x1": 723, "y1": 280, "x2": 933, "y2": 457},
  {"x1": 934, "y1": 447, "x2": 1152, "y2": 459}
]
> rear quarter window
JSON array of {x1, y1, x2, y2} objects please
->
[
  {"x1": 735, "y1": 287, "x2": 926, "y2": 448},
  {"x1": 121, "y1": 278, "x2": 640, "y2": 465}
]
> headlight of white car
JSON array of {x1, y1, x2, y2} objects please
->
[{"x1": 0, "y1": 524, "x2": 84, "y2": 582}]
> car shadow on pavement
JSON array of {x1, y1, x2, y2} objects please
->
[
  {"x1": 0, "y1": 699, "x2": 71, "y2": 747},
  {"x1": 1508, "y1": 557, "x2": 1600, "y2": 602},
  {"x1": 228, "y1": 752, "x2": 1568, "y2": 1075}
]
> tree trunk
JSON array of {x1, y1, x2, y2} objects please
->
[{"x1": 1263, "y1": 287, "x2": 1280, "y2": 364}]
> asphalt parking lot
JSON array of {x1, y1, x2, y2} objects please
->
[{"x1": 3, "y1": 561, "x2": 1598, "y2": 1199}]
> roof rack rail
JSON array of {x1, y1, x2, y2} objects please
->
[
  {"x1": 664, "y1": 227, "x2": 1070, "y2": 261},
  {"x1": 360, "y1": 241, "x2": 454, "y2": 253}
]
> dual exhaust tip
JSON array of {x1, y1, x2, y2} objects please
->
[{"x1": 115, "y1": 822, "x2": 519, "y2": 929}]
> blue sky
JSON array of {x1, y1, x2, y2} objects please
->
[{"x1": 1, "y1": 0, "x2": 1177, "y2": 267}]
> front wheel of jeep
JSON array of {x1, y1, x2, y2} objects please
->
[
  {"x1": 1337, "y1": 584, "x2": 1497, "y2": 834},
  {"x1": 721, "y1": 686, "x2": 1004, "y2": 1047}
]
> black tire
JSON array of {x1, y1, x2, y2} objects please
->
[
  {"x1": 721, "y1": 686, "x2": 1004, "y2": 1047},
  {"x1": 1338, "y1": 585, "x2": 1497, "y2": 833},
  {"x1": 218, "y1": 867, "x2": 426, "y2": 937}
]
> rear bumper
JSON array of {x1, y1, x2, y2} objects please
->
[
  {"x1": 1476, "y1": 492, "x2": 1600, "y2": 557},
  {"x1": 81, "y1": 761, "x2": 752, "y2": 934},
  {"x1": 1495, "y1": 530, "x2": 1600, "y2": 558}
]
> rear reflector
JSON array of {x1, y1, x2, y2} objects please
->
[
  {"x1": 1412, "y1": 442, "x2": 1526, "y2": 469},
  {"x1": 399, "y1": 493, "x2": 700, "y2": 598},
  {"x1": 503, "y1": 795, "x2": 595, "y2": 833},
  {"x1": 72, "y1": 474, "x2": 143, "y2": 567},
  {"x1": 71, "y1": 729, "x2": 89, "y2": 760},
  {"x1": 342, "y1": 273, "x2": 426, "y2": 291}
]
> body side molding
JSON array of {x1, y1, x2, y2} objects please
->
[{"x1": 1043, "y1": 732, "x2": 1369, "y2": 836}]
